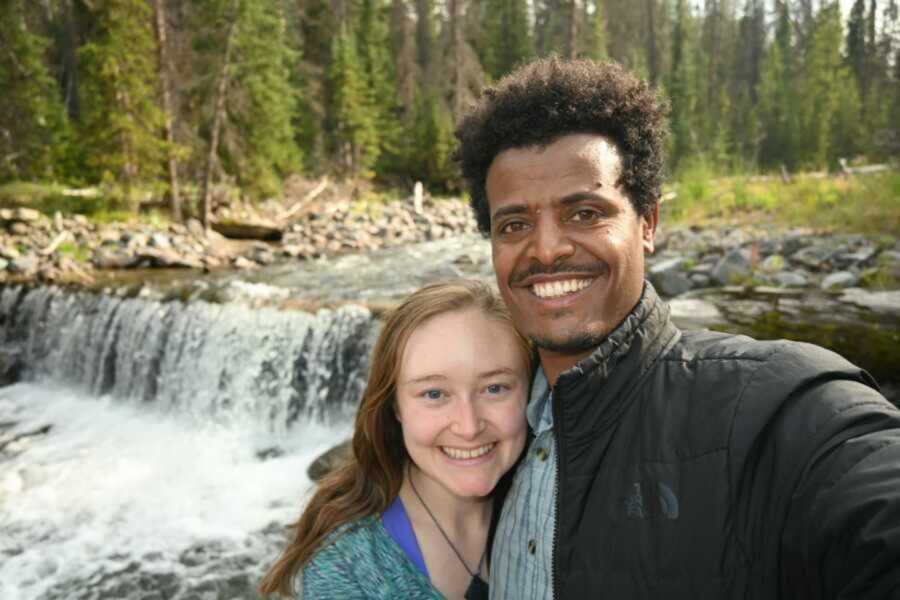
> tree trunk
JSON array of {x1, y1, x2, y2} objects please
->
[
  {"x1": 153, "y1": 0, "x2": 181, "y2": 221},
  {"x1": 200, "y1": 0, "x2": 239, "y2": 230},
  {"x1": 646, "y1": 0, "x2": 657, "y2": 84},
  {"x1": 449, "y1": 0, "x2": 465, "y2": 120},
  {"x1": 61, "y1": 0, "x2": 81, "y2": 120},
  {"x1": 566, "y1": 0, "x2": 578, "y2": 58}
]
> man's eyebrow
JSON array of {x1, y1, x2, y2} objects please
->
[
  {"x1": 492, "y1": 191, "x2": 612, "y2": 222},
  {"x1": 491, "y1": 203, "x2": 529, "y2": 221},
  {"x1": 559, "y1": 190, "x2": 611, "y2": 205},
  {"x1": 402, "y1": 374, "x2": 448, "y2": 385}
]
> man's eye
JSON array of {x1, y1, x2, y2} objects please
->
[
  {"x1": 423, "y1": 389, "x2": 443, "y2": 400},
  {"x1": 497, "y1": 221, "x2": 528, "y2": 234},
  {"x1": 570, "y1": 209, "x2": 600, "y2": 222}
]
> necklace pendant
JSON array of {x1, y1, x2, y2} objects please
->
[{"x1": 464, "y1": 575, "x2": 489, "y2": 600}]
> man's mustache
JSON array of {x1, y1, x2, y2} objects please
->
[{"x1": 509, "y1": 261, "x2": 605, "y2": 285}]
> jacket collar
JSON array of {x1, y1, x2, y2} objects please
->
[{"x1": 553, "y1": 282, "x2": 681, "y2": 432}]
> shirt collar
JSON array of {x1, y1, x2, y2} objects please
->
[{"x1": 526, "y1": 366, "x2": 553, "y2": 434}]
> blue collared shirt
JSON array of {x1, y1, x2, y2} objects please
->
[{"x1": 490, "y1": 368, "x2": 556, "y2": 599}]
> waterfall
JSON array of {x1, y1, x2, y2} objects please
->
[
  {"x1": 0, "y1": 285, "x2": 379, "y2": 428},
  {"x1": 0, "y1": 283, "x2": 386, "y2": 599}
]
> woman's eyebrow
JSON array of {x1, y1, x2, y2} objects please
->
[
  {"x1": 477, "y1": 367, "x2": 519, "y2": 379},
  {"x1": 402, "y1": 374, "x2": 449, "y2": 385}
]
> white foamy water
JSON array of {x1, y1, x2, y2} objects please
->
[{"x1": 0, "y1": 382, "x2": 351, "y2": 599}]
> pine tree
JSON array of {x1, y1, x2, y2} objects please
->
[
  {"x1": 78, "y1": 0, "x2": 166, "y2": 204},
  {"x1": 796, "y1": 3, "x2": 854, "y2": 167},
  {"x1": 846, "y1": 0, "x2": 867, "y2": 96},
  {"x1": 667, "y1": 0, "x2": 701, "y2": 169},
  {"x1": 480, "y1": 0, "x2": 533, "y2": 79},
  {"x1": 755, "y1": 0, "x2": 796, "y2": 169},
  {"x1": 329, "y1": 25, "x2": 380, "y2": 178},
  {"x1": 357, "y1": 0, "x2": 403, "y2": 176},
  {"x1": 407, "y1": 89, "x2": 457, "y2": 189},
  {"x1": 230, "y1": 0, "x2": 302, "y2": 197},
  {"x1": 0, "y1": 0, "x2": 68, "y2": 182},
  {"x1": 586, "y1": 0, "x2": 609, "y2": 60}
]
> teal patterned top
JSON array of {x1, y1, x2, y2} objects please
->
[{"x1": 300, "y1": 515, "x2": 444, "y2": 599}]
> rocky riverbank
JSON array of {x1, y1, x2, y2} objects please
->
[{"x1": 1, "y1": 197, "x2": 899, "y2": 299}]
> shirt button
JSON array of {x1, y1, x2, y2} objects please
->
[
  {"x1": 528, "y1": 539, "x2": 537, "y2": 554},
  {"x1": 536, "y1": 447, "x2": 549, "y2": 461}
]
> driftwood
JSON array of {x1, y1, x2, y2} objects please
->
[
  {"x1": 211, "y1": 219, "x2": 283, "y2": 241},
  {"x1": 39, "y1": 231, "x2": 71, "y2": 256},
  {"x1": 278, "y1": 177, "x2": 329, "y2": 222}
]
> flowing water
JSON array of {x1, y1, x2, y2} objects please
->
[
  {"x1": 1, "y1": 234, "x2": 897, "y2": 599},
  {"x1": 0, "y1": 285, "x2": 378, "y2": 599}
]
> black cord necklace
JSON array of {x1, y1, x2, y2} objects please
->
[{"x1": 408, "y1": 464, "x2": 490, "y2": 600}]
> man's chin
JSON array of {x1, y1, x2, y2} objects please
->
[{"x1": 529, "y1": 330, "x2": 606, "y2": 355}]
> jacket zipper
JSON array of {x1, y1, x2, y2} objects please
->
[{"x1": 551, "y1": 390, "x2": 562, "y2": 600}]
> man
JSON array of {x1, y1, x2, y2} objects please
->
[{"x1": 455, "y1": 58, "x2": 900, "y2": 599}]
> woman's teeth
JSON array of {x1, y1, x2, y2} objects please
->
[
  {"x1": 441, "y1": 443, "x2": 495, "y2": 460},
  {"x1": 531, "y1": 278, "x2": 593, "y2": 299}
]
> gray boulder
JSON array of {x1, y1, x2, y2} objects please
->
[
  {"x1": 821, "y1": 270, "x2": 859, "y2": 290},
  {"x1": 711, "y1": 249, "x2": 752, "y2": 285},
  {"x1": 649, "y1": 258, "x2": 693, "y2": 297},
  {"x1": 307, "y1": 440, "x2": 352, "y2": 482},
  {"x1": 8, "y1": 255, "x2": 39, "y2": 275},
  {"x1": 773, "y1": 271, "x2": 809, "y2": 288}
]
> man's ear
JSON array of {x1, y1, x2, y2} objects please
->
[{"x1": 642, "y1": 203, "x2": 660, "y2": 255}]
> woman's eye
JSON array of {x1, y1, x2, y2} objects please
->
[
  {"x1": 423, "y1": 389, "x2": 443, "y2": 400},
  {"x1": 486, "y1": 383, "x2": 507, "y2": 395}
]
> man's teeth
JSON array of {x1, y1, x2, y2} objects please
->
[
  {"x1": 531, "y1": 278, "x2": 593, "y2": 299},
  {"x1": 441, "y1": 443, "x2": 495, "y2": 460}
]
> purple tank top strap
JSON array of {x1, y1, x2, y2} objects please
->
[{"x1": 382, "y1": 496, "x2": 430, "y2": 580}]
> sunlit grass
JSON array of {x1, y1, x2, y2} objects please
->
[{"x1": 663, "y1": 165, "x2": 900, "y2": 235}]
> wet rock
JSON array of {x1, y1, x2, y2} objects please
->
[
  {"x1": 93, "y1": 248, "x2": 138, "y2": 269},
  {"x1": 838, "y1": 288, "x2": 900, "y2": 316},
  {"x1": 758, "y1": 254, "x2": 786, "y2": 273},
  {"x1": 833, "y1": 246, "x2": 877, "y2": 268},
  {"x1": 649, "y1": 258, "x2": 693, "y2": 297},
  {"x1": 689, "y1": 273, "x2": 711, "y2": 287},
  {"x1": 773, "y1": 271, "x2": 809, "y2": 288},
  {"x1": 0, "y1": 345, "x2": 23, "y2": 386},
  {"x1": 0, "y1": 207, "x2": 41, "y2": 223},
  {"x1": 232, "y1": 256, "x2": 255, "y2": 269},
  {"x1": 149, "y1": 233, "x2": 171, "y2": 249},
  {"x1": 821, "y1": 270, "x2": 859, "y2": 290},
  {"x1": 256, "y1": 446, "x2": 285, "y2": 461},
  {"x1": 711, "y1": 249, "x2": 752, "y2": 285},
  {"x1": 669, "y1": 298, "x2": 724, "y2": 329},
  {"x1": 308, "y1": 439, "x2": 352, "y2": 482},
  {"x1": 790, "y1": 244, "x2": 836, "y2": 270},
  {"x1": 135, "y1": 248, "x2": 204, "y2": 270},
  {"x1": 8, "y1": 255, "x2": 39, "y2": 275},
  {"x1": 9, "y1": 222, "x2": 30, "y2": 236}
]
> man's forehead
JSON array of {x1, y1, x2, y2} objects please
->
[
  {"x1": 488, "y1": 133, "x2": 622, "y2": 179},
  {"x1": 486, "y1": 134, "x2": 623, "y2": 196}
]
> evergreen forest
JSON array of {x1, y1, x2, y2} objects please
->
[{"x1": 2, "y1": 0, "x2": 899, "y2": 216}]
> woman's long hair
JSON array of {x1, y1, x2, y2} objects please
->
[{"x1": 259, "y1": 279, "x2": 532, "y2": 596}]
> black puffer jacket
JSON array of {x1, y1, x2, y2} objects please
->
[{"x1": 551, "y1": 285, "x2": 900, "y2": 599}]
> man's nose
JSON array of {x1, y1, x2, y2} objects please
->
[
  {"x1": 450, "y1": 398, "x2": 485, "y2": 439},
  {"x1": 530, "y1": 217, "x2": 575, "y2": 266}
]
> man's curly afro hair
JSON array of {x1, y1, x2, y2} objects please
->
[{"x1": 454, "y1": 57, "x2": 669, "y2": 235}]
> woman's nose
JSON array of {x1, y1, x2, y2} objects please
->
[{"x1": 450, "y1": 398, "x2": 485, "y2": 439}]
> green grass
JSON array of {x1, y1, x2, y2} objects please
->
[
  {"x1": 56, "y1": 240, "x2": 91, "y2": 263},
  {"x1": 663, "y1": 166, "x2": 900, "y2": 235}
]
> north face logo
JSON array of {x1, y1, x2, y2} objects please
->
[{"x1": 623, "y1": 481, "x2": 679, "y2": 520}]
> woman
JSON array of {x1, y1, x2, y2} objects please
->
[{"x1": 260, "y1": 279, "x2": 533, "y2": 599}]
